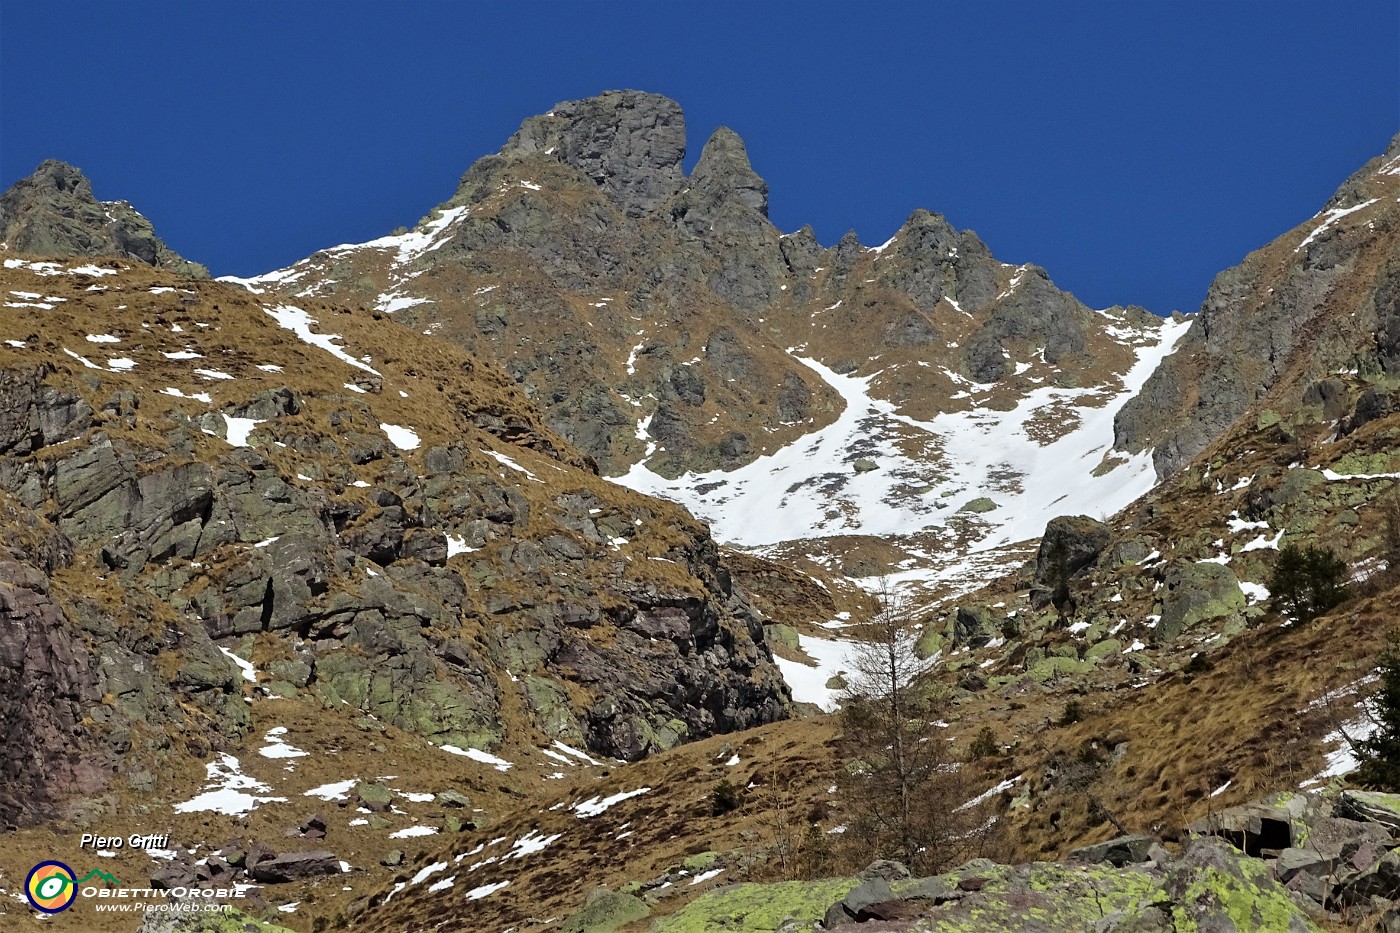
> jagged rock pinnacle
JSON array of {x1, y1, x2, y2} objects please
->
[
  {"x1": 500, "y1": 89, "x2": 687, "y2": 217},
  {"x1": 0, "y1": 159, "x2": 208, "y2": 277}
]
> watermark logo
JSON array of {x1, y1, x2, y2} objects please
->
[
  {"x1": 23, "y1": 863, "x2": 123, "y2": 913},
  {"x1": 25, "y1": 861, "x2": 78, "y2": 913}
]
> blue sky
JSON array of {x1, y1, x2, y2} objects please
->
[{"x1": 2, "y1": 1, "x2": 1396, "y2": 314}]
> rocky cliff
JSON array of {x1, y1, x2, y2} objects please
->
[
  {"x1": 0, "y1": 160, "x2": 209, "y2": 277},
  {"x1": 1115, "y1": 132, "x2": 1400, "y2": 477},
  {"x1": 226, "y1": 90, "x2": 1164, "y2": 486},
  {"x1": 0, "y1": 253, "x2": 789, "y2": 833}
]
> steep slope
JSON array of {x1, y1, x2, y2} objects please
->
[
  {"x1": 334, "y1": 135, "x2": 1400, "y2": 933},
  {"x1": 0, "y1": 160, "x2": 209, "y2": 277},
  {"x1": 1116, "y1": 131, "x2": 1400, "y2": 478},
  {"x1": 224, "y1": 90, "x2": 1183, "y2": 597},
  {"x1": 0, "y1": 250, "x2": 800, "y2": 931}
]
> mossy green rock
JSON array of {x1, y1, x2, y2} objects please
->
[
  {"x1": 1085, "y1": 638, "x2": 1122, "y2": 661},
  {"x1": 915, "y1": 627, "x2": 946, "y2": 660},
  {"x1": 654, "y1": 839, "x2": 1317, "y2": 932},
  {"x1": 560, "y1": 888, "x2": 651, "y2": 933},
  {"x1": 1162, "y1": 838, "x2": 1320, "y2": 932},
  {"x1": 1330, "y1": 450, "x2": 1399, "y2": 476},
  {"x1": 354, "y1": 781, "x2": 395, "y2": 810},
  {"x1": 1027, "y1": 655, "x2": 1095, "y2": 683},
  {"x1": 649, "y1": 879, "x2": 860, "y2": 932},
  {"x1": 682, "y1": 851, "x2": 719, "y2": 872},
  {"x1": 1156, "y1": 561, "x2": 1245, "y2": 642},
  {"x1": 135, "y1": 907, "x2": 297, "y2": 933},
  {"x1": 1275, "y1": 468, "x2": 1326, "y2": 506},
  {"x1": 764, "y1": 623, "x2": 801, "y2": 652},
  {"x1": 960, "y1": 496, "x2": 999, "y2": 514}
]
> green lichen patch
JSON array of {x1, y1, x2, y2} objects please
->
[{"x1": 648, "y1": 879, "x2": 859, "y2": 932}]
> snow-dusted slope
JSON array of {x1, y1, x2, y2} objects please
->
[
  {"x1": 618, "y1": 314, "x2": 1191, "y2": 558},
  {"x1": 219, "y1": 206, "x2": 470, "y2": 313}
]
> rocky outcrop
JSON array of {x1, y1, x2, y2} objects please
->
[
  {"x1": 962, "y1": 266, "x2": 1091, "y2": 383},
  {"x1": 644, "y1": 838, "x2": 1321, "y2": 932},
  {"x1": 0, "y1": 550, "x2": 109, "y2": 826},
  {"x1": 0, "y1": 261, "x2": 791, "y2": 828},
  {"x1": 0, "y1": 160, "x2": 208, "y2": 276},
  {"x1": 1116, "y1": 132, "x2": 1400, "y2": 477},
  {"x1": 1190, "y1": 788, "x2": 1400, "y2": 922},
  {"x1": 1029, "y1": 514, "x2": 1111, "y2": 609},
  {"x1": 494, "y1": 89, "x2": 686, "y2": 217},
  {"x1": 231, "y1": 91, "x2": 1157, "y2": 479},
  {"x1": 1156, "y1": 560, "x2": 1245, "y2": 642}
]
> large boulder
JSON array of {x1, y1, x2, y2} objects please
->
[
  {"x1": 559, "y1": 888, "x2": 650, "y2": 933},
  {"x1": 1069, "y1": 834, "x2": 1154, "y2": 867},
  {"x1": 248, "y1": 850, "x2": 341, "y2": 883},
  {"x1": 952, "y1": 605, "x2": 998, "y2": 648},
  {"x1": 1156, "y1": 561, "x2": 1245, "y2": 642},
  {"x1": 1161, "y1": 837, "x2": 1319, "y2": 932},
  {"x1": 1031, "y1": 515, "x2": 1111, "y2": 608},
  {"x1": 1339, "y1": 791, "x2": 1400, "y2": 833}
]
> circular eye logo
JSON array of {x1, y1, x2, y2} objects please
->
[{"x1": 25, "y1": 861, "x2": 77, "y2": 913}]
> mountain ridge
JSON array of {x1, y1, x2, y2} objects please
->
[
  {"x1": 3, "y1": 95, "x2": 1400, "y2": 933},
  {"x1": 0, "y1": 159, "x2": 209, "y2": 278}
]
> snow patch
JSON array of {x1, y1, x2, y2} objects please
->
[{"x1": 174, "y1": 754, "x2": 286, "y2": 815}]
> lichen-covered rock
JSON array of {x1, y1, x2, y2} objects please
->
[
  {"x1": 1339, "y1": 790, "x2": 1400, "y2": 832},
  {"x1": 648, "y1": 839, "x2": 1319, "y2": 932},
  {"x1": 136, "y1": 907, "x2": 297, "y2": 933},
  {"x1": 648, "y1": 879, "x2": 862, "y2": 932},
  {"x1": 1162, "y1": 837, "x2": 1319, "y2": 932},
  {"x1": 0, "y1": 160, "x2": 207, "y2": 276},
  {"x1": 1156, "y1": 561, "x2": 1245, "y2": 642},
  {"x1": 561, "y1": 887, "x2": 651, "y2": 933}
]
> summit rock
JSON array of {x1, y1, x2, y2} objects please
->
[
  {"x1": 0, "y1": 160, "x2": 208, "y2": 277},
  {"x1": 496, "y1": 89, "x2": 687, "y2": 217}
]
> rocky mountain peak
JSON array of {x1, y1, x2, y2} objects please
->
[
  {"x1": 0, "y1": 159, "x2": 208, "y2": 278},
  {"x1": 1323, "y1": 130, "x2": 1400, "y2": 213},
  {"x1": 500, "y1": 89, "x2": 687, "y2": 216},
  {"x1": 688, "y1": 126, "x2": 768, "y2": 216},
  {"x1": 23, "y1": 158, "x2": 96, "y2": 198}
]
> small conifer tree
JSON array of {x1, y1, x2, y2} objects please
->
[
  {"x1": 1269, "y1": 543, "x2": 1348, "y2": 622},
  {"x1": 1356, "y1": 632, "x2": 1400, "y2": 791}
]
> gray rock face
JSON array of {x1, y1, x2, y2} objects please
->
[
  {"x1": 686, "y1": 127, "x2": 768, "y2": 217},
  {"x1": 499, "y1": 90, "x2": 686, "y2": 217},
  {"x1": 0, "y1": 288, "x2": 791, "y2": 827},
  {"x1": 0, "y1": 553, "x2": 109, "y2": 826},
  {"x1": 670, "y1": 127, "x2": 785, "y2": 310},
  {"x1": 963, "y1": 266, "x2": 1090, "y2": 383},
  {"x1": 1156, "y1": 561, "x2": 1245, "y2": 642},
  {"x1": 1115, "y1": 132, "x2": 1400, "y2": 478},
  {"x1": 1069, "y1": 834, "x2": 1155, "y2": 867},
  {"x1": 0, "y1": 365, "x2": 93, "y2": 455},
  {"x1": 876, "y1": 210, "x2": 999, "y2": 314},
  {"x1": 0, "y1": 160, "x2": 207, "y2": 276}
]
